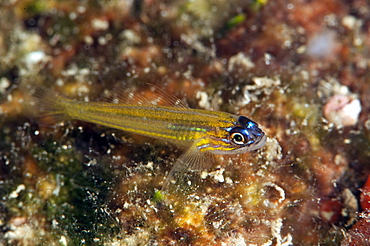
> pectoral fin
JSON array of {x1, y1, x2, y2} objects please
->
[{"x1": 162, "y1": 144, "x2": 214, "y2": 190}]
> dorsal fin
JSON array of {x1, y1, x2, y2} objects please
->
[
  {"x1": 100, "y1": 84, "x2": 150, "y2": 105},
  {"x1": 101, "y1": 83, "x2": 190, "y2": 109},
  {"x1": 114, "y1": 85, "x2": 151, "y2": 105},
  {"x1": 147, "y1": 83, "x2": 189, "y2": 109}
]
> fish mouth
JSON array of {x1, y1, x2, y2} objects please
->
[
  {"x1": 231, "y1": 133, "x2": 266, "y2": 154},
  {"x1": 247, "y1": 134, "x2": 267, "y2": 151}
]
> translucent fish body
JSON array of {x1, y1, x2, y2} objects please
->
[{"x1": 35, "y1": 86, "x2": 267, "y2": 187}]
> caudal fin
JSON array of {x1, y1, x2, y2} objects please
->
[{"x1": 32, "y1": 86, "x2": 68, "y2": 125}]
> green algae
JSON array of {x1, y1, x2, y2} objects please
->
[
  {"x1": 23, "y1": 0, "x2": 49, "y2": 17},
  {"x1": 0, "y1": 131, "x2": 120, "y2": 245},
  {"x1": 251, "y1": 0, "x2": 269, "y2": 11},
  {"x1": 226, "y1": 14, "x2": 246, "y2": 29},
  {"x1": 34, "y1": 138, "x2": 120, "y2": 245}
]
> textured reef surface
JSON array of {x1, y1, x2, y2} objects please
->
[{"x1": 1, "y1": 0, "x2": 370, "y2": 245}]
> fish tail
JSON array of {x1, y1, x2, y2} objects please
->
[{"x1": 33, "y1": 86, "x2": 69, "y2": 125}]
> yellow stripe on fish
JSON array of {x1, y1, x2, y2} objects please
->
[{"x1": 34, "y1": 85, "x2": 267, "y2": 189}]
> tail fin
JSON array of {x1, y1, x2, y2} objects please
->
[{"x1": 32, "y1": 86, "x2": 68, "y2": 125}]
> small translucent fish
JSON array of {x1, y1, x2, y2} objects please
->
[{"x1": 33, "y1": 85, "x2": 267, "y2": 189}]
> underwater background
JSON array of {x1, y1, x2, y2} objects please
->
[{"x1": 1, "y1": 0, "x2": 370, "y2": 245}]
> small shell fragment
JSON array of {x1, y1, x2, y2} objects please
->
[{"x1": 323, "y1": 95, "x2": 361, "y2": 128}]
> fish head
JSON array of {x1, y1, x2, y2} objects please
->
[{"x1": 198, "y1": 116, "x2": 266, "y2": 154}]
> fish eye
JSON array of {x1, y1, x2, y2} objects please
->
[{"x1": 230, "y1": 132, "x2": 245, "y2": 145}]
